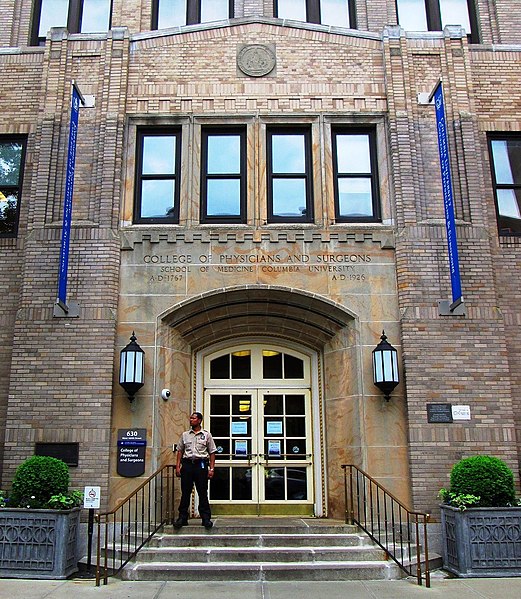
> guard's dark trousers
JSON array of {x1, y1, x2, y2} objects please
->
[{"x1": 178, "y1": 459, "x2": 211, "y2": 522}]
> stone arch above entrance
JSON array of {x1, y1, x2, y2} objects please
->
[{"x1": 160, "y1": 285, "x2": 356, "y2": 350}]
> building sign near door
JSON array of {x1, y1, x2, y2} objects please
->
[{"x1": 117, "y1": 429, "x2": 147, "y2": 477}]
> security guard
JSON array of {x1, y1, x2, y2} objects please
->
[{"x1": 174, "y1": 412, "x2": 217, "y2": 529}]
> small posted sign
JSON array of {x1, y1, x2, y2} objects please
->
[{"x1": 83, "y1": 486, "x2": 101, "y2": 509}]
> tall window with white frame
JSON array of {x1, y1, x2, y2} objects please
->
[
  {"x1": 201, "y1": 127, "x2": 247, "y2": 224},
  {"x1": 31, "y1": 0, "x2": 112, "y2": 45},
  {"x1": 134, "y1": 129, "x2": 181, "y2": 224},
  {"x1": 275, "y1": 0, "x2": 355, "y2": 28},
  {"x1": 0, "y1": 136, "x2": 27, "y2": 238},
  {"x1": 395, "y1": 0, "x2": 477, "y2": 42},
  {"x1": 152, "y1": 0, "x2": 232, "y2": 29},
  {"x1": 332, "y1": 128, "x2": 380, "y2": 223},
  {"x1": 267, "y1": 127, "x2": 314, "y2": 224},
  {"x1": 488, "y1": 135, "x2": 521, "y2": 236}
]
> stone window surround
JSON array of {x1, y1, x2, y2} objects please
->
[{"x1": 125, "y1": 114, "x2": 391, "y2": 229}]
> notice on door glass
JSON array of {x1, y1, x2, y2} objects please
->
[
  {"x1": 268, "y1": 440, "x2": 281, "y2": 456},
  {"x1": 235, "y1": 440, "x2": 248, "y2": 455},
  {"x1": 232, "y1": 421, "x2": 248, "y2": 435},
  {"x1": 266, "y1": 421, "x2": 283, "y2": 435}
]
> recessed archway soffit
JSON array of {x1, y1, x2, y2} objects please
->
[{"x1": 161, "y1": 286, "x2": 354, "y2": 351}]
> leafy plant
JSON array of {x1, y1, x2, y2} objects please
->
[
  {"x1": 441, "y1": 455, "x2": 516, "y2": 508},
  {"x1": 7, "y1": 456, "x2": 81, "y2": 510},
  {"x1": 0, "y1": 490, "x2": 8, "y2": 508},
  {"x1": 438, "y1": 488, "x2": 481, "y2": 511}
]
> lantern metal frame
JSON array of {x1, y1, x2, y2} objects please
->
[
  {"x1": 372, "y1": 330, "x2": 399, "y2": 401},
  {"x1": 119, "y1": 332, "x2": 145, "y2": 403}
]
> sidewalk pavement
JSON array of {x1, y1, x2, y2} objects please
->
[{"x1": 1, "y1": 573, "x2": 521, "y2": 599}]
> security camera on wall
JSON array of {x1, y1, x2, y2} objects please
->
[{"x1": 161, "y1": 389, "x2": 171, "y2": 401}]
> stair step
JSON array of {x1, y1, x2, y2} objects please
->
[
  {"x1": 121, "y1": 560, "x2": 400, "y2": 582},
  {"x1": 135, "y1": 546, "x2": 386, "y2": 563},
  {"x1": 150, "y1": 532, "x2": 371, "y2": 548}
]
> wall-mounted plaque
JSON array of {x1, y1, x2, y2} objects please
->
[
  {"x1": 117, "y1": 429, "x2": 147, "y2": 477},
  {"x1": 427, "y1": 403, "x2": 453, "y2": 423},
  {"x1": 35, "y1": 442, "x2": 79, "y2": 466}
]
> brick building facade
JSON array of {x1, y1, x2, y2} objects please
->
[{"x1": 0, "y1": 1, "x2": 520, "y2": 523}]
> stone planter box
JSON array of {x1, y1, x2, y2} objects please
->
[
  {"x1": 441, "y1": 504, "x2": 521, "y2": 577},
  {"x1": 0, "y1": 507, "x2": 80, "y2": 579}
]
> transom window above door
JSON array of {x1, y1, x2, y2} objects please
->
[{"x1": 208, "y1": 348, "x2": 306, "y2": 381}]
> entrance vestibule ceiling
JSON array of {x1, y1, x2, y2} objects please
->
[{"x1": 161, "y1": 285, "x2": 355, "y2": 350}]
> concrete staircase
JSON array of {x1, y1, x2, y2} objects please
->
[{"x1": 120, "y1": 518, "x2": 403, "y2": 581}]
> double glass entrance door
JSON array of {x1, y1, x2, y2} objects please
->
[{"x1": 207, "y1": 389, "x2": 313, "y2": 515}]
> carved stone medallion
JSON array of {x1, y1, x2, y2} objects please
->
[{"x1": 237, "y1": 44, "x2": 276, "y2": 77}]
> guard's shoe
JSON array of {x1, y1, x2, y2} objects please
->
[
  {"x1": 173, "y1": 518, "x2": 188, "y2": 529},
  {"x1": 202, "y1": 519, "x2": 213, "y2": 529}
]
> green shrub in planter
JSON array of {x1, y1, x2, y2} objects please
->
[
  {"x1": 8, "y1": 455, "x2": 80, "y2": 509},
  {"x1": 449, "y1": 455, "x2": 516, "y2": 507}
]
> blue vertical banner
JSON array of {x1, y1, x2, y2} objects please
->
[
  {"x1": 57, "y1": 83, "x2": 82, "y2": 308},
  {"x1": 433, "y1": 81, "x2": 463, "y2": 308}
]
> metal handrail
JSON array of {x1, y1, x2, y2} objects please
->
[
  {"x1": 95, "y1": 464, "x2": 175, "y2": 586},
  {"x1": 342, "y1": 464, "x2": 430, "y2": 587}
]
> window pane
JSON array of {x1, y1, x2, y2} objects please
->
[
  {"x1": 210, "y1": 417, "x2": 229, "y2": 437},
  {"x1": 207, "y1": 136, "x2": 240, "y2": 174},
  {"x1": 210, "y1": 354, "x2": 230, "y2": 378},
  {"x1": 201, "y1": 0, "x2": 229, "y2": 22},
  {"x1": 232, "y1": 395, "x2": 251, "y2": 415},
  {"x1": 206, "y1": 179, "x2": 241, "y2": 216},
  {"x1": 338, "y1": 178, "x2": 373, "y2": 217},
  {"x1": 231, "y1": 352, "x2": 251, "y2": 379},
  {"x1": 287, "y1": 468, "x2": 307, "y2": 500},
  {"x1": 491, "y1": 140, "x2": 521, "y2": 185},
  {"x1": 232, "y1": 467, "x2": 252, "y2": 500},
  {"x1": 440, "y1": 0, "x2": 471, "y2": 33},
  {"x1": 284, "y1": 354, "x2": 304, "y2": 379},
  {"x1": 336, "y1": 134, "x2": 371, "y2": 173},
  {"x1": 272, "y1": 179, "x2": 307, "y2": 217},
  {"x1": 497, "y1": 189, "x2": 521, "y2": 220},
  {"x1": 81, "y1": 0, "x2": 111, "y2": 32},
  {"x1": 210, "y1": 394, "x2": 229, "y2": 414},
  {"x1": 263, "y1": 352, "x2": 283, "y2": 379},
  {"x1": 141, "y1": 180, "x2": 176, "y2": 218},
  {"x1": 264, "y1": 394, "x2": 284, "y2": 415},
  {"x1": 272, "y1": 135, "x2": 306, "y2": 173},
  {"x1": 210, "y1": 467, "x2": 230, "y2": 500},
  {"x1": 0, "y1": 191, "x2": 19, "y2": 235},
  {"x1": 38, "y1": 0, "x2": 69, "y2": 37},
  {"x1": 158, "y1": 0, "x2": 187, "y2": 28},
  {"x1": 285, "y1": 394, "x2": 305, "y2": 415},
  {"x1": 277, "y1": 0, "x2": 307, "y2": 21},
  {"x1": 396, "y1": 0, "x2": 428, "y2": 30},
  {"x1": 320, "y1": 0, "x2": 350, "y2": 27},
  {"x1": 0, "y1": 142, "x2": 23, "y2": 186},
  {"x1": 143, "y1": 136, "x2": 176, "y2": 175},
  {"x1": 265, "y1": 468, "x2": 285, "y2": 499}
]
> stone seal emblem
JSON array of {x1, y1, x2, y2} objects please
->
[{"x1": 237, "y1": 44, "x2": 276, "y2": 77}]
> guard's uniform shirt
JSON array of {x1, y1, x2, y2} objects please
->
[{"x1": 178, "y1": 428, "x2": 217, "y2": 460}]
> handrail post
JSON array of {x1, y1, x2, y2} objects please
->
[{"x1": 95, "y1": 513, "x2": 101, "y2": 587}]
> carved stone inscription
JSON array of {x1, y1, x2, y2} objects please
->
[{"x1": 142, "y1": 251, "x2": 373, "y2": 284}]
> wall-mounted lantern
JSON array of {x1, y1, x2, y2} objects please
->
[
  {"x1": 372, "y1": 331, "x2": 399, "y2": 401},
  {"x1": 119, "y1": 332, "x2": 145, "y2": 404}
]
